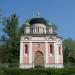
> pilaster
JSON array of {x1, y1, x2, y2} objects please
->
[
  {"x1": 29, "y1": 42, "x2": 32, "y2": 64},
  {"x1": 54, "y1": 43, "x2": 59, "y2": 63},
  {"x1": 20, "y1": 42, "x2": 23, "y2": 63},
  {"x1": 45, "y1": 42, "x2": 48, "y2": 63}
]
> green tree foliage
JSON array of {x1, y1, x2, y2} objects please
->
[
  {"x1": 0, "y1": 14, "x2": 20, "y2": 63},
  {"x1": 0, "y1": 14, "x2": 29, "y2": 63},
  {"x1": 18, "y1": 24, "x2": 25, "y2": 36},
  {"x1": 3, "y1": 14, "x2": 18, "y2": 38},
  {"x1": 63, "y1": 38, "x2": 75, "y2": 63}
]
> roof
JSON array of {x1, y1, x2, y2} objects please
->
[
  {"x1": 30, "y1": 17, "x2": 47, "y2": 25},
  {"x1": 25, "y1": 19, "x2": 30, "y2": 26}
]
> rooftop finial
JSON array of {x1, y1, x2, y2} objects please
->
[{"x1": 36, "y1": 10, "x2": 40, "y2": 16}]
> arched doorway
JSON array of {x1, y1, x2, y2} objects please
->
[{"x1": 34, "y1": 51, "x2": 44, "y2": 67}]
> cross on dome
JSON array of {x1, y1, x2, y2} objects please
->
[{"x1": 36, "y1": 10, "x2": 40, "y2": 16}]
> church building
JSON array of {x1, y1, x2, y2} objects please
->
[{"x1": 19, "y1": 13, "x2": 63, "y2": 68}]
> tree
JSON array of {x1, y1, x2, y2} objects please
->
[
  {"x1": 1, "y1": 13, "x2": 20, "y2": 63},
  {"x1": 63, "y1": 38, "x2": 75, "y2": 63}
]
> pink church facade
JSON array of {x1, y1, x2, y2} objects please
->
[{"x1": 19, "y1": 16, "x2": 63, "y2": 68}]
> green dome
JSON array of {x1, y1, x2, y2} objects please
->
[
  {"x1": 48, "y1": 22, "x2": 53, "y2": 25},
  {"x1": 25, "y1": 19, "x2": 30, "y2": 26}
]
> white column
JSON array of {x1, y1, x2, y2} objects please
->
[
  {"x1": 45, "y1": 42, "x2": 48, "y2": 63},
  {"x1": 44, "y1": 28, "x2": 46, "y2": 34},
  {"x1": 41, "y1": 27, "x2": 43, "y2": 33},
  {"x1": 29, "y1": 42, "x2": 32, "y2": 64},
  {"x1": 54, "y1": 43, "x2": 59, "y2": 63},
  {"x1": 51, "y1": 27, "x2": 53, "y2": 34},
  {"x1": 42, "y1": 27, "x2": 43, "y2": 33},
  {"x1": 20, "y1": 42, "x2": 23, "y2": 63},
  {"x1": 39, "y1": 27, "x2": 41, "y2": 33},
  {"x1": 35, "y1": 27, "x2": 36, "y2": 33},
  {"x1": 40, "y1": 27, "x2": 42, "y2": 34},
  {"x1": 61, "y1": 43, "x2": 64, "y2": 68},
  {"x1": 34, "y1": 28, "x2": 35, "y2": 33},
  {"x1": 61, "y1": 43, "x2": 63, "y2": 64},
  {"x1": 33, "y1": 28, "x2": 34, "y2": 33}
]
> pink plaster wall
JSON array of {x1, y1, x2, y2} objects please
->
[
  {"x1": 23, "y1": 55, "x2": 29, "y2": 64},
  {"x1": 32, "y1": 43, "x2": 45, "y2": 62},
  {"x1": 22, "y1": 42, "x2": 63, "y2": 64},
  {"x1": 59, "y1": 56, "x2": 63, "y2": 63},
  {"x1": 48, "y1": 43, "x2": 55, "y2": 64},
  {"x1": 23, "y1": 43, "x2": 29, "y2": 64},
  {"x1": 59, "y1": 46, "x2": 63, "y2": 63}
]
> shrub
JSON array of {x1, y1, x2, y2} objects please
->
[{"x1": 0, "y1": 68, "x2": 75, "y2": 75}]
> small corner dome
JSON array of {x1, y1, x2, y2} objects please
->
[
  {"x1": 25, "y1": 19, "x2": 30, "y2": 26},
  {"x1": 30, "y1": 17, "x2": 47, "y2": 25},
  {"x1": 47, "y1": 22, "x2": 53, "y2": 25}
]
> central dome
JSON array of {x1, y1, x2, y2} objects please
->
[{"x1": 30, "y1": 17, "x2": 47, "y2": 25}]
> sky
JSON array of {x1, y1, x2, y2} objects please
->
[{"x1": 0, "y1": 0, "x2": 75, "y2": 39}]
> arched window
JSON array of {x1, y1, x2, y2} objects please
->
[
  {"x1": 36, "y1": 27, "x2": 37, "y2": 33},
  {"x1": 32, "y1": 28, "x2": 33, "y2": 33},
  {"x1": 38, "y1": 27, "x2": 39, "y2": 33},
  {"x1": 25, "y1": 44, "x2": 28, "y2": 54},
  {"x1": 50, "y1": 44, "x2": 53, "y2": 54},
  {"x1": 43, "y1": 28, "x2": 44, "y2": 34},
  {"x1": 59, "y1": 46, "x2": 61, "y2": 55}
]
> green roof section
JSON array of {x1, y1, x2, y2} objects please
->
[
  {"x1": 47, "y1": 22, "x2": 54, "y2": 27},
  {"x1": 25, "y1": 19, "x2": 30, "y2": 26},
  {"x1": 47, "y1": 22, "x2": 53, "y2": 26},
  {"x1": 47, "y1": 21, "x2": 57, "y2": 30}
]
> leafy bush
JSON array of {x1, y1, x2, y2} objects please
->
[{"x1": 0, "y1": 68, "x2": 75, "y2": 75}]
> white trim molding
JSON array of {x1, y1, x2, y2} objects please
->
[
  {"x1": 19, "y1": 63, "x2": 63, "y2": 69},
  {"x1": 45, "y1": 42, "x2": 48, "y2": 63},
  {"x1": 21, "y1": 40, "x2": 56, "y2": 43},
  {"x1": 45, "y1": 63, "x2": 63, "y2": 68},
  {"x1": 19, "y1": 64, "x2": 33, "y2": 69},
  {"x1": 20, "y1": 42, "x2": 23, "y2": 63},
  {"x1": 29, "y1": 42, "x2": 32, "y2": 64},
  {"x1": 54, "y1": 43, "x2": 59, "y2": 63}
]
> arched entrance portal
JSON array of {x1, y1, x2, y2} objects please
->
[{"x1": 34, "y1": 51, "x2": 44, "y2": 67}]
